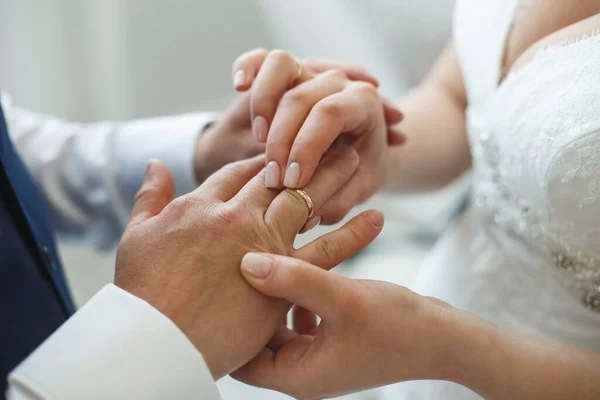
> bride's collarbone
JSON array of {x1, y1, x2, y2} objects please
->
[{"x1": 500, "y1": 1, "x2": 600, "y2": 83}]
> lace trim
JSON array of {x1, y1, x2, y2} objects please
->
[{"x1": 500, "y1": 28, "x2": 600, "y2": 92}]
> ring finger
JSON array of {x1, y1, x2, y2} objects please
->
[{"x1": 264, "y1": 146, "x2": 359, "y2": 241}]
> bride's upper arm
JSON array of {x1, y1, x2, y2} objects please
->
[
  {"x1": 502, "y1": 0, "x2": 600, "y2": 78},
  {"x1": 422, "y1": 41, "x2": 468, "y2": 110}
]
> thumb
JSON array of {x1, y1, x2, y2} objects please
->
[
  {"x1": 128, "y1": 158, "x2": 175, "y2": 227},
  {"x1": 240, "y1": 253, "x2": 348, "y2": 322}
]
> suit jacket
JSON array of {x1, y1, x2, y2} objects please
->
[{"x1": 0, "y1": 103, "x2": 74, "y2": 395}]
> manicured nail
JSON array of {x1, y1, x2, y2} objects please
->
[
  {"x1": 253, "y1": 116, "x2": 268, "y2": 142},
  {"x1": 241, "y1": 253, "x2": 273, "y2": 278},
  {"x1": 265, "y1": 161, "x2": 280, "y2": 188},
  {"x1": 302, "y1": 216, "x2": 321, "y2": 233},
  {"x1": 233, "y1": 70, "x2": 246, "y2": 88},
  {"x1": 284, "y1": 162, "x2": 301, "y2": 188},
  {"x1": 367, "y1": 211, "x2": 384, "y2": 229}
]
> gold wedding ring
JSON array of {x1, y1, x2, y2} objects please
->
[{"x1": 287, "y1": 188, "x2": 314, "y2": 218}]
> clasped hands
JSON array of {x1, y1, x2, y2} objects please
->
[{"x1": 115, "y1": 50, "x2": 469, "y2": 399}]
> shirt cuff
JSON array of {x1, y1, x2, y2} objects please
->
[
  {"x1": 8, "y1": 284, "x2": 221, "y2": 400},
  {"x1": 114, "y1": 113, "x2": 216, "y2": 209}
]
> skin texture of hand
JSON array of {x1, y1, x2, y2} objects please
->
[
  {"x1": 114, "y1": 151, "x2": 385, "y2": 380},
  {"x1": 193, "y1": 93, "x2": 264, "y2": 184},
  {"x1": 232, "y1": 253, "x2": 462, "y2": 399},
  {"x1": 233, "y1": 49, "x2": 406, "y2": 226},
  {"x1": 235, "y1": 254, "x2": 600, "y2": 400},
  {"x1": 194, "y1": 52, "x2": 402, "y2": 185}
]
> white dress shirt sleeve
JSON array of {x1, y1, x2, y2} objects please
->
[
  {"x1": 6, "y1": 284, "x2": 221, "y2": 400},
  {"x1": 1, "y1": 93, "x2": 216, "y2": 250}
]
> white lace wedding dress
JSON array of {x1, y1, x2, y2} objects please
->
[{"x1": 378, "y1": 0, "x2": 600, "y2": 398}]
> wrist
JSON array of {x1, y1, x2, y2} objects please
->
[
  {"x1": 422, "y1": 304, "x2": 502, "y2": 387},
  {"x1": 439, "y1": 306, "x2": 518, "y2": 398}
]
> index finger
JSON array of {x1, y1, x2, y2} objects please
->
[{"x1": 264, "y1": 146, "x2": 359, "y2": 241}]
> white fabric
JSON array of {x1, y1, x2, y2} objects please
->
[
  {"x1": 7, "y1": 284, "x2": 221, "y2": 400},
  {"x1": 381, "y1": 0, "x2": 600, "y2": 398},
  {"x1": 1, "y1": 93, "x2": 215, "y2": 249}
]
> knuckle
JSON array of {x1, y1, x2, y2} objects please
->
[
  {"x1": 321, "y1": 68, "x2": 345, "y2": 80},
  {"x1": 282, "y1": 88, "x2": 308, "y2": 106},
  {"x1": 350, "y1": 81, "x2": 378, "y2": 98},
  {"x1": 169, "y1": 195, "x2": 196, "y2": 212},
  {"x1": 345, "y1": 222, "x2": 365, "y2": 244},
  {"x1": 215, "y1": 202, "x2": 244, "y2": 225},
  {"x1": 315, "y1": 236, "x2": 344, "y2": 265},
  {"x1": 313, "y1": 99, "x2": 343, "y2": 120},
  {"x1": 165, "y1": 195, "x2": 200, "y2": 220},
  {"x1": 269, "y1": 49, "x2": 293, "y2": 64}
]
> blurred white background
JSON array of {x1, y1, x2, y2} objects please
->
[{"x1": 0, "y1": 1, "x2": 463, "y2": 398}]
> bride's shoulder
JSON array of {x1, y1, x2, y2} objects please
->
[{"x1": 502, "y1": 0, "x2": 600, "y2": 77}]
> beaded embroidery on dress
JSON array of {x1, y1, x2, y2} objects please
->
[
  {"x1": 470, "y1": 20, "x2": 600, "y2": 312},
  {"x1": 378, "y1": 0, "x2": 600, "y2": 399}
]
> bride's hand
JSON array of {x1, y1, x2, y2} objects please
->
[
  {"x1": 233, "y1": 254, "x2": 473, "y2": 399},
  {"x1": 233, "y1": 49, "x2": 406, "y2": 226}
]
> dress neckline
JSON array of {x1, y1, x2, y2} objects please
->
[
  {"x1": 495, "y1": 0, "x2": 530, "y2": 89},
  {"x1": 497, "y1": 29, "x2": 600, "y2": 95}
]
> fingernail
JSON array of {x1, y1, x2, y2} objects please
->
[
  {"x1": 233, "y1": 70, "x2": 246, "y2": 88},
  {"x1": 284, "y1": 162, "x2": 301, "y2": 188},
  {"x1": 241, "y1": 253, "x2": 273, "y2": 279},
  {"x1": 302, "y1": 216, "x2": 321, "y2": 233},
  {"x1": 253, "y1": 116, "x2": 268, "y2": 142},
  {"x1": 265, "y1": 161, "x2": 280, "y2": 188},
  {"x1": 367, "y1": 211, "x2": 384, "y2": 228}
]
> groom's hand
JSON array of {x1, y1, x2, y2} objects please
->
[{"x1": 115, "y1": 151, "x2": 385, "y2": 380}]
